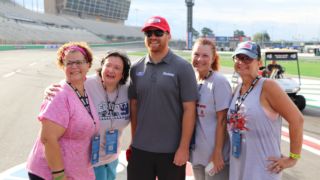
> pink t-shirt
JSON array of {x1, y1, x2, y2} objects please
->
[{"x1": 26, "y1": 81, "x2": 99, "y2": 180}]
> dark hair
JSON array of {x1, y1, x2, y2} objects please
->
[
  {"x1": 256, "y1": 44, "x2": 261, "y2": 60},
  {"x1": 96, "y1": 50, "x2": 131, "y2": 85},
  {"x1": 193, "y1": 38, "x2": 220, "y2": 71}
]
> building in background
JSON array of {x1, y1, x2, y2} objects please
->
[
  {"x1": 0, "y1": 0, "x2": 143, "y2": 44},
  {"x1": 44, "y1": 0, "x2": 131, "y2": 24}
]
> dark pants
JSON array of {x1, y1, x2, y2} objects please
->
[
  {"x1": 28, "y1": 172, "x2": 45, "y2": 180},
  {"x1": 127, "y1": 147, "x2": 186, "y2": 180}
]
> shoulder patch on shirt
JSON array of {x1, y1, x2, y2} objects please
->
[{"x1": 162, "y1": 72, "x2": 175, "y2": 77}]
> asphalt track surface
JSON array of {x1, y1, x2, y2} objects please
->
[{"x1": 0, "y1": 47, "x2": 319, "y2": 179}]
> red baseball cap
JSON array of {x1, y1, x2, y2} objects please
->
[{"x1": 141, "y1": 16, "x2": 170, "y2": 33}]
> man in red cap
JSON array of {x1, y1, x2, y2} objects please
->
[{"x1": 128, "y1": 16, "x2": 198, "y2": 180}]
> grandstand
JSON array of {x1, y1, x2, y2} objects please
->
[
  {"x1": 0, "y1": 0, "x2": 143, "y2": 44},
  {"x1": 45, "y1": 0, "x2": 131, "y2": 24}
]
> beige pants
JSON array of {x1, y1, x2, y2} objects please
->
[{"x1": 192, "y1": 164, "x2": 229, "y2": 180}]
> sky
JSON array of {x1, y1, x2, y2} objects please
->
[{"x1": 13, "y1": 0, "x2": 320, "y2": 41}]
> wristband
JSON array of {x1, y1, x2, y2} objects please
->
[
  {"x1": 54, "y1": 174, "x2": 65, "y2": 180},
  {"x1": 289, "y1": 152, "x2": 301, "y2": 160},
  {"x1": 52, "y1": 169, "x2": 64, "y2": 174}
]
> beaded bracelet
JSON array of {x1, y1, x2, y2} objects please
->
[
  {"x1": 289, "y1": 152, "x2": 301, "y2": 160},
  {"x1": 51, "y1": 169, "x2": 64, "y2": 174}
]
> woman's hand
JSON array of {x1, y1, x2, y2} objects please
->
[
  {"x1": 210, "y1": 151, "x2": 225, "y2": 174},
  {"x1": 267, "y1": 155, "x2": 298, "y2": 174},
  {"x1": 44, "y1": 84, "x2": 61, "y2": 100}
]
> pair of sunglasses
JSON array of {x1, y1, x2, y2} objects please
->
[
  {"x1": 144, "y1": 30, "x2": 165, "y2": 38},
  {"x1": 233, "y1": 54, "x2": 254, "y2": 64}
]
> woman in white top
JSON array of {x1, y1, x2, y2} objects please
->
[
  {"x1": 190, "y1": 38, "x2": 232, "y2": 180},
  {"x1": 87, "y1": 50, "x2": 131, "y2": 180}
]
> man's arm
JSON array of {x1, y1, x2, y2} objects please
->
[{"x1": 173, "y1": 101, "x2": 196, "y2": 166}]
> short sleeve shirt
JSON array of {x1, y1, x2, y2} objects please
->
[
  {"x1": 128, "y1": 50, "x2": 198, "y2": 153},
  {"x1": 26, "y1": 81, "x2": 99, "y2": 180},
  {"x1": 190, "y1": 72, "x2": 232, "y2": 166},
  {"x1": 85, "y1": 75, "x2": 130, "y2": 166}
]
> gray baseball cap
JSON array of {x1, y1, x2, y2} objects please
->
[{"x1": 232, "y1": 41, "x2": 260, "y2": 59}]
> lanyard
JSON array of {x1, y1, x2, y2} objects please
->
[
  {"x1": 67, "y1": 82, "x2": 96, "y2": 127},
  {"x1": 234, "y1": 76, "x2": 260, "y2": 112},
  {"x1": 198, "y1": 70, "x2": 213, "y2": 92},
  {"x1": 106, "y1": 87, "x2": 119, "y2": 129}
]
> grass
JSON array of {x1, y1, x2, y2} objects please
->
[{"x1": 128, "y1": 51, "x2": 320, "y2": 78}]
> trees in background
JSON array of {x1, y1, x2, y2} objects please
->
[
  {"x1": 192, "y1": 28, "x2": 200, "y2": 39},
  {"x1": 253, "y1": 31, "x2": 271, "y2": 44},
  {"x1": 201, "y1": 27, "x2": 214, "y2": 37},
  {"x1": 233, "y1": 29, "x2": 245, "y2": 37}
]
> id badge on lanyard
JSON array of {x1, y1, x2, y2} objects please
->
[
  {"x1": 228, "y1": 111, "x2": 247, "y2": 158},
  {"x1": 105, "y1": 129, "x2": 118, "y2": 154},
  {"x1": 91, "y1": 134, "x2": 100, "y2": 165},
  {"x1": 232, "y1": 131, "x2": 241, "y2": 158}
]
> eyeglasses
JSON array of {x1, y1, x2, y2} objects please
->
[
  {"x1": 233, "y1": 55, "x2": 254, "y2": 64},
  {"x1": 144, "y1": 30, "x2": 165, "y2": 38},
  {"x1": 64, "y1": 60, "x2": 87, "y2": 67}
]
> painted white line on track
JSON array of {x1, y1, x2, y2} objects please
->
[
  {"x1": 29, "y1": 63, "x2": 37, "y2": 66},
  {"x1": 0, "y1": 162, "x2": 26, "y2": 179},
  {"x1": 2, "y1": 69, "x2": 22, "y2": 78},
  {"x1": 282, "y1": 127, "x2": 320, "y2": 145},
  {"x1": 2, "y1": 72, "x2": 16, "y2": 78}
]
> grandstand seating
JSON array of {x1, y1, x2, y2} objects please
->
[{"x1": 0, "y1": 1, "x2": 143, "y2": 44}]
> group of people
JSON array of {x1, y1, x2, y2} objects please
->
[{"x1": 26, "y1": 15, "x2": 303, "y2": 180}]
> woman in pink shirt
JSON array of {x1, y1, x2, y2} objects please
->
[{"x1": 26, "y1": 42, "x2": 99, "y2": 180}]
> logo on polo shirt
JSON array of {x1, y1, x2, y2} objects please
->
[
  {"x1": 162, "y1": 72, "x2": 175, "y2": 77},
  {"x1": 136, "y1": 71, "x2": 144, "y2": 76}
]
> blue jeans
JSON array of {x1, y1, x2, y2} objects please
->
[{"x1": 94, "y1": 159, "x2": 119, "y2": 180}]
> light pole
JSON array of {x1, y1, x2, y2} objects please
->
[{"x1": 185, "y1": 0, "x2": 194, "y2": 50}]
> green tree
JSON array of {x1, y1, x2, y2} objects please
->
[
  {"x1": 253, "y1": 31, "x2": 270, "y2": 44},
  {"x1": 192, "y1": 28, "x2": 200, "y2": 39},
  {"x1": 234, "y1": 29, "x2": 245, "y2": 37},
  {"x1": 201, "y1": 27, "x2": 214, "y2": 37}
]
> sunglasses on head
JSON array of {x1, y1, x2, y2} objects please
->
[{"x1": 144, "y1": 29, "x2": 165, "y2": 37}]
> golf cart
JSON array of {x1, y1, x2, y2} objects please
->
[{"x1": 260, "y1": 50, "x2": 306, "y2": 111}]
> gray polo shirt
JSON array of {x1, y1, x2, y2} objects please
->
[{"x1": 129, "y1": 50, "x2": 198, "y2": 153}]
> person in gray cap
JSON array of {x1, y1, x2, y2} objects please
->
[
  {"x1": 227, "y1": 41, "x2": 303, "y2": 180},
  {"x1": 127, "y1": 16, "x2": 198, "y2": 180}
]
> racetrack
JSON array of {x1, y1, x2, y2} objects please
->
[{"x1": 0, "y1": 48, "x2": 319, "y2": 179}]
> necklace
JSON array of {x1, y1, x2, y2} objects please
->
[
  {"x1": 199, "y1": 70, "x2": 212, "y2": 81},
  {"x1": 198, "y1": 70, "x2": 213, "y2": 91}
]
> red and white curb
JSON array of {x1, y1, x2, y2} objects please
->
[{"x1": 282, "y1": 127, "x2": 320, "y2": 156}]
